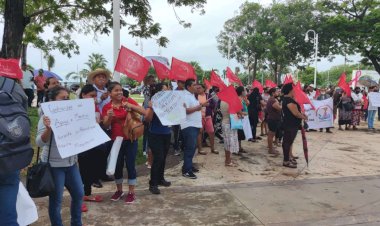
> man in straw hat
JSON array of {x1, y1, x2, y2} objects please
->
[{"x1": 88, "y1": 68, "x2": 112, "y2": 112}]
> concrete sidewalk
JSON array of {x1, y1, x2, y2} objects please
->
[{"x1": 32, "y1": 175, "x2": 380, "y2": 226}]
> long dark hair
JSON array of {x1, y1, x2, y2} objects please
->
[
  {"x1": 79, "y1": 84, "x2": 96, "y2": 99},
  {"x1": 107, "y1": 81, "x2": 121, "y2": 92},
  {"x1": 48, "y1": 86, "x2": 68, "y2": 101}
]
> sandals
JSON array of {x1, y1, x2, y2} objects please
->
[
  {"x1": 198, "y1": 150, "x2": 207, "y2": 155},
  {"x1": 283, "y1": 161, "x2": 297, "y2": 168},
  {"x1": 83, "y1": 195, "x2": 103, "y2": 202},
  {"x1": 211, "y1": 150, "x2": 219, "y2": 154},
  {"x1": 225, "y1": 162, "x2": 237, "y2": 167},
  {"x1": 81, "y1": 203, "x2": 88, "y2": 212}
]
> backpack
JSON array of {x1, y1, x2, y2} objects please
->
[{"x1": 0, "y1": 77, "x2": 34, "y2": 173}]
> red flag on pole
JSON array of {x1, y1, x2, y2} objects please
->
[
  {"x1": 226, "y1": 67, "x2": 243, "y2": 86},
  {"x1": 338, "y1": 72, "x2": 351, "y2": 97},
  {"x1": 252, "y1": 80, "x2": 264, "y2": 94},
  {"x1": 152, "y1": 59, "x2": 171, "y2": 80},
  {"x1": 114, "y1": 46, "x2": 150, "y2": 82},
  {"x1": 170, "y1": 57, "x2": 197, "y2": 81},
  {"x1": 204, "y1": 79, "x2": 212, "y2": 90},
  {"x1": 0, "y1": 58, "x2": 22, "y2": 80},
  {"x1": 284, "y1": 74, "x2": 294, "y2": 84},
  {"x1": 210, "y1": 70, "x2": 227, "y2": 90},
  {"x1": 293, "y1": 82, "x2": 315, "y2": 112},
  {"x1": 216, "y1": 85, "x2": 243, "y2": 114},
  {"x1": 265, "y1": 79, "x2": 277, "y2": 88}
]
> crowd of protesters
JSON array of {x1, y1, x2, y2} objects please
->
[{"x1": 1, "y1": 66, "x2": 379, "y2": 226}]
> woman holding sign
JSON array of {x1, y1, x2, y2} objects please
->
[
  {"x1": 102, "y1": 82, "x2": 147, "y2": 204},
  {"x1": 144, "y1": 83, "x2": 172, "y2": 195},
  {"x1": 36, "y1": 86, "x2": 84, "y2": 226}
]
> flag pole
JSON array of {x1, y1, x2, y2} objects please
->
[{"x1": 113, "y1": 0, "x2": 121, "y2": 82}]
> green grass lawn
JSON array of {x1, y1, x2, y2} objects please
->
[
  {"x1": 28, "y1": 107, "x2": 146, "y2": 169},
  {"x1": 130, "y1": 94, "x2": 144, "y2": 104}
]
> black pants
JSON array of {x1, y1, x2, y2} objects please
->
[
  {"x1": 282, "y1": 127, "x2": 299, "y2": 162},
  {"x1": 148, "y1": 133, "x2": 171, "y2": 186},
  {"x1": 37, "y1": 90, "x2": 44, "y2": 106},
  {"x1": 249, "y1": 111, "x2": 259, "y2": 139},
  {"x1": 23, "y1": 89, "x2": 34, "y2": 107},
  {"x1": 142, "y1": 122, "x2": 150, "y2": 153},
  {"x1": 172, "y1": 125, "x2": 183, "y2": 150},
  {"x1": 78, "y1": 147, "x2": 103, "y2": 196}
]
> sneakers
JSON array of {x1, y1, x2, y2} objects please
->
[
  {"x1": 125, "y1": 192, "x2": 136, "y2": 204},
  {"x1": 149, "y1": 186, "x2": 160, "y2": 195},
  {"x1": 283, "y1": 161, "x2": 297, "y2": 168},
  {"x1": 110, "y1": 190, "x2": 124, "y2": 201},
  {"x1": 192, "y1": 167, "x2": 199, "y2": 173},
  {"x1": 183, "y1": 172, "x2": 197, "y2": 179},
  {"x1": 174, "y1": 149, "x2": 181, "y2": 156}
]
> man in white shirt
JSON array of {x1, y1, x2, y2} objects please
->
[
  {"x1": 21, "y1": 63, "x2": 35, "y2": 107},
  {"x1": 180, "y1": 79, "x2": 207, "y2": 179},
  {"x1": 367, "y1": 86, "x2": 379, "y2": 130}
]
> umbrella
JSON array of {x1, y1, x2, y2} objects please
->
[
  {"x1": 33, "y1": 69, "x2": 63, "y2": 81},
  {"x1": 301, "y1": 122, "x2": 309, "y2": 167},
  {"x1": 358, "y1": 76, "x2": 378, "y2": 87}
]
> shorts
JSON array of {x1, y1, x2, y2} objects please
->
[
  {"x1": 267, "y1": 119, "x2": 280, "y2": 132},
  {"x1": 202, "y1": 116, "x2": 214, "y2": 133}
]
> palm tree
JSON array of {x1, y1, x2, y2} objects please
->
[
  {"x1": 46, "y1": 54, "x2": 55, "y2": 71},
  {"x1": 65, "y1": 69, "x2": 88, "y2": 85},
  {"x1": 85, "y1": 53, "x2": 108, "y2": 71}
]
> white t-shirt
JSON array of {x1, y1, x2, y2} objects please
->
[
  {"x1": 351, "y1": 92, "x2": 363, "y2": 110},
  {"x1": 21, "y1": 70, "x2": 34, "y2": 89},
  {"x1": 180, "y1": 90, "x2": 202, "y2": 130}
]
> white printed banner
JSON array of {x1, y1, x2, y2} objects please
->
[
  {"x1": 41, "y1": 99, "x2": 110, "y2": 158},
  {"x1": 305, "y1": 98, "x2": 334, "y2": 129},
  {"x1": 368, "y1": 92, "x2": 380, "y2": 107},
  {"x1": 151, "y1": 91, "x2": 186, "y2": 126}
]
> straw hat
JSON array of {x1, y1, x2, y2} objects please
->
[{"x1": 87, "y1": 68, "x2": 111, "y2": 84}]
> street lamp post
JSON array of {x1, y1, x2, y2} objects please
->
[{"x1": 305, "y1": 29, "x2": 319, "y2": 88}]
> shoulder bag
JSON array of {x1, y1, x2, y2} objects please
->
[{"x1": 26, "y1": 135, "x2": 56, "y2": 198}]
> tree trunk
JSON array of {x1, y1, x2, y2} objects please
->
[
  {"x1": 367, "y1": 54, "x2": 380, "y2": 75},
  {"x1": 0, "y1": 0, "x2": 28, "y2": 59},
  {"x1": 21, "y1": 43, "x2": 27, "y2": 64},
  {"x1": 252, "y1": 57, "x2": 258, "y2": 82}
]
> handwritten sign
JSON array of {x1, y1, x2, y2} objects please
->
[
  {"x1": 305, "y1": 98, "x2": 334, "y2": 129},
  {"x1": 41, "y1": 99, "x2": 110, "y2": 158},
  {"x1": 151, "y1": 91, "x2": 186, "y2": 126},
  {"x1": 368, "y1": 92, "x2": 380, "y2": 107}
]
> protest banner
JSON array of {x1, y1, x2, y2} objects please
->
[
  {"x1": 305, "y1": 98, "x2": 334, "y2": 129},
  {"x1": 17, "y1": 182, "x2": 38, "y2": 226},
  {"x1": 41, "y1": 99, "x2": 110, "y2": 158},
  {"x1": 151, "y1": 91, "x2": 186, "y2": 126},
  {"x1": 368, "y1": 92, "x2": 380, "y2": 107}
]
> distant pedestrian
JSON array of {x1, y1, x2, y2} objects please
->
[
  {"x1": 34, "y1": 69, "x2": 46, "y2": 106},
  {"x1": 317, "y1": 87, "x2": 332, "y2": 133},
  {"x1": 21, "y1": 63, "x2": 35, "y2": 107},
  {"x1": 338, "y1": 91, "x2": 353, "y2": 130},
  {"x1": 266, "y1": 88, "x2": 282, "y2": 155}
]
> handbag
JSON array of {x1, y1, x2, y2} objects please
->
[
  {"x1": 230, "y1": 114, "x2": 243, "y2": 130},
  {"x1": 123, "y1": 110, "x2": 144, "y2": 141},
  {"x1": 26, "y1": 135, "x2": 55, "y2": 198}
]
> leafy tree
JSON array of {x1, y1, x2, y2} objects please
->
[
  {"x1": 319, "y1": 0, "x2": 380, "y2": 74},
  {"x1": 0, "y1": 0, "x2": 207, "y2": 61},
  {"x1": 190, "y1": 61, "x2": 205, "y2": 81}
]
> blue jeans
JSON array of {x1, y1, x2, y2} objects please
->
[
  {"x1": 49, "y1": 164, "x2": 84, "y2": 226},
  {"x1": 0, "y1": 170, "x2": 20, "y2": 226},
  {"x1": 368, "y1": 110, "x2": 376, "y2": 129},
  {"x1": 114, "y1": 140, "x2": 138, "y2": 185},
  {"x1": 181, "y1": 127, "x2": 200, "y2": 173}
]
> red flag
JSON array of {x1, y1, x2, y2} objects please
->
[
  {"x1": 284, "y1": 74, "x2": 294, "y2": 84},
  {"x1": 210, "y1": 70, "x2": 227, "y2": 90},
  {"x1": 114, "y1": 46, "x2": 150, "y2": 82},
  {"x1": 204, "y1": 79, "x2": 212, "y2": 90},
  {"x1": 226, "y1": 67, "x2": 243, "y2": 86},
  {"x1": 293, "y1": 82, "x2": 315, "y2": 112},
  {"x1": 216, "y1": 85, "x2": 243, "y2": 114},
  {"x1": 152, "y1": 59, "x2": 171, "y2": 80},
  {"x1": 338, "y1": 72, "x2": 351, "y2": 97},
  {"x1": 170, "y1": 57, "x2": 196, "y2": 81},
  {"x1": 348, "y1": 70, "x2": 362, "y2": 86},
  {"x1": 0, "y1": 58, "x2": 22, "y2": 80},
  {"x1": 265, "y1": 79, "x2": 277, "y2": 88},
  {"x1": 314, "y1": 89, "x2": 321, "y2": 99},
  {"x1": 252, "y1": 80, "x2": 264, "y2": 94}
]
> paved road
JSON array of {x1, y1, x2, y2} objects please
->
[{"x1": 33, "y1": 175, "x2": 380, "y2": 226}]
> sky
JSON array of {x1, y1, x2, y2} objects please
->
[{"x1": 6, "y1": 0, "x2": 362, "y2": 81}]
